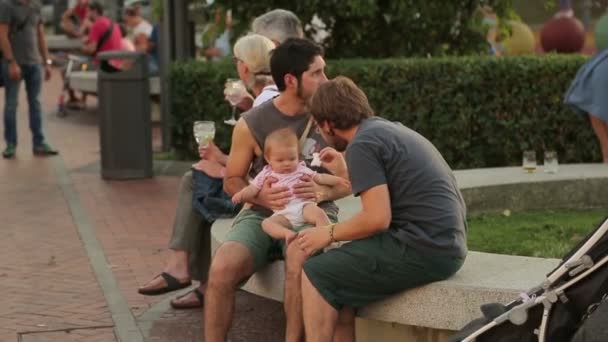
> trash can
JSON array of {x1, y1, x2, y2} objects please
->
[{"x1": 97, "y1": 51, "x2": 152, "y2": 180}]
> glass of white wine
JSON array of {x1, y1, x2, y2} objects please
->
[
  {"x1": 543, "y1": 150, "x2": 559, "y2": 174},
  {"x1": 224, "y1": 78, "x2": 247, "y2": 126},
  {"x1": 522, "y1": 150, "x2": 537, "y2": 173},
  {"x1": 193, "y1": 121, "x2": 215, "y2": 148}
]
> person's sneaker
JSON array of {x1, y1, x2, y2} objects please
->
[
  {"x1": 2, "y1": 144, "x2": 16, "y2": 159},
  {"x1": 33, "y1": 143, "x2": 59, "y2": 156}
]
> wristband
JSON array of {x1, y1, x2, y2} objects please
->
[{"x1": 328, "y1": 223, "x2": 336, "y2": 243}]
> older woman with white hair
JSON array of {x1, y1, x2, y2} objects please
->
[
  {"x1": 137, "y1": 33, "x2": 279, "y2": 310},
  {"x1": 228, "y1": 34, "x2": 279, "y2": 107}
]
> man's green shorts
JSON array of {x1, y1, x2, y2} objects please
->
[
  {"x1": 225, "y1": 208, "x2": 338, "y2": 271},
  {"x1": 303, "y1": 232, "x2": 465, "y2": 310}
]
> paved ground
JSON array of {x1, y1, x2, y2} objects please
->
[{"x1": 0, "y1": 69, "x2": 284, "y2": 342}]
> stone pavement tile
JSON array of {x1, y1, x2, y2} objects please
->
[
  {"x1": 145, "y1": 291, "x2": 286, "y2": 342},
  {"x1": 19, "y1": 327, "x2": 116, "y2": 342},
  {"x1": 68, "y1": 172, "x2": 182, "y2": 318},
  {"x1": 0, "y1": 162, "x2": 113, "y2": 342},
  {"x1": 0, "y1": 70, "x2": 113, "y2": 342},
  {"x1": 36, "y1": 71, "x2": 178, "y2": 319}
]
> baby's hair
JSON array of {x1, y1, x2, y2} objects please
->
[{"x1": 264, "y1": 127, "x2": 298, "y2": 156}]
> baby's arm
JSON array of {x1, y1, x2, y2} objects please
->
[
  {"x1": 232, "y1": 184, "x2": 262, "y2": 204},
  {"x1": 233, "y1": 165, "x2": 269, "y2": 203},
  {"x1": 313, "y1": 173, "x2": 351, "y2": 190}
]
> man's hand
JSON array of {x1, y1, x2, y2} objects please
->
[
  {"x1": 44, "y1": 65, "x2": 52, "y2": 81},
  {"x1": 255, "y1": 177, "x2": 291, "y2": 211},
  {"x1": 8, "y1": 62, "x2": 21, "y2": 81},
  {"x1": 192, "y1": 159, "x2": 224, "y2": 179},
  {"x1": 292, "y1": 175, "x2": 318, "y2": 202},
  {"x1": 297, "y1": 227, "x2": 331, "y2": 256},
  {"x1": 319, "y1": 147, "x2": 348, "y2": 178},
  {"x1": 198, "y1": 141, "x2": 223, "y2": 162}
]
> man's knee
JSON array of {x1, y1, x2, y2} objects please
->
[{"x1": 208, "y1": 241, "x2": 254, "y2": 288}]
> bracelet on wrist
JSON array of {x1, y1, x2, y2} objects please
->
[{"x1": 328, "y1": 223, "x2": 336, "y2": 243}]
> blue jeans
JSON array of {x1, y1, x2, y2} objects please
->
[{"x1": 2, "y1": 63, "x2": 45, "y2": 146}]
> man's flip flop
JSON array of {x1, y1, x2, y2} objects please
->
[
  {"x1": 138, "y1": 272, "x2": 192, "y2": 296},
  {"x1": 170, "y1": 288, "x2": 204, "y2": 309}
]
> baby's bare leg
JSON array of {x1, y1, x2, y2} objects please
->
[
  {"x1": 302, "y1": 204, "x2": 331, "y2": 227},
  {"x1": 262, "y1": 215, "x2": 294, "y2": 240}
]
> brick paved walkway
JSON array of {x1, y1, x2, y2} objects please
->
[{"x1": 0, "y1": 69, "x2": 284, "y2": 342}]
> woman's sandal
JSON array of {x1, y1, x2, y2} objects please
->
[{"x1": 138, "y1": 272, "x2": 192, "y2": 296}]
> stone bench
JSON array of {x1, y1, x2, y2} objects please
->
[
  {"x1": 68, "y1": 71, "x2": 161, "y2": 96},
  {"x1": 47, "y1": 34, "x2": 83, "y2": 52},
  {"x1": 210, "y1": 163, "x2": 607, "y2": 341},
  {"x1": 455, "y1": 163, "x2": 608, "y2": 214}
]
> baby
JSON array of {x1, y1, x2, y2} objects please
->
[{"x1": 232, "y1": 127, "x2": 349, "y2": 240}]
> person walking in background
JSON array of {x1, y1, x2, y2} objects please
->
[
  {"x1": 82, "y1": 2, "x2": 123, "y2": 70},
  {"x1": 0, "y1": 0, "x2": 58, "y2": 159},
  {"x1": 200, "y1": 7, "x2": 232, "y2": 61},
  {"x1": 565, "y1": 48, "x2": 608, "y2": 163},
  {"x1": 554, "y1": 0, "x2": 574, "y2": 19},
  {"x1": 122, "y1": 0, "x2": 152, "y2": 53},
  {"x1": 146, "y1": 23, "x2": 160, "y2": 75},
  {"x1": 60, "y1": 0, "x2": 91, "y2": 38}
]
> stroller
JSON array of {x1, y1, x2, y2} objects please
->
[
  {"x1": 54, "y1": 53, "x2": 92, "y2": 117},
  {"x1": 451, "y1": 216, "x2": 608, "y2": 342}
]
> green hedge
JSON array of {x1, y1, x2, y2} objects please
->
[{"x1": 170, "y1": 55, "x2": 596, "y2": 169}]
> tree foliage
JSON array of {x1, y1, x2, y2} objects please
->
[{"x1": 211, "y1": 0, "x2": 514, "y2": 58}]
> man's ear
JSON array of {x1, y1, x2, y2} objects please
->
[
  {"x1": 318, "y1": 120, "x2": 334, "y2": 136},
  {"x1": 284, "y1": 74, "x2": 297, "y2": 91}
]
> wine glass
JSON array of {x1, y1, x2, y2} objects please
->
[
  {"x1": 224, "y1": 78, "x2": 246, "y2": 126},
  {"x1": 543, "y1": 150, "x2": 559, "y2": 174},
  {"x1": 193, "y1": 121, "x2": 215, "y2": 148},
  {"x1": 522, "y1": 150, "x2": 537, "y2": 173}
]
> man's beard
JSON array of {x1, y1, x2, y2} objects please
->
[
  {"x1": 296, "y1": 78, "x2": 312, "y2": 107},
  {"x1": 333, "y1": 136, "x2": 349, "y2": 152},
  {"x1": 326, "y1": 131, "x2": 348, "y2": 152}
]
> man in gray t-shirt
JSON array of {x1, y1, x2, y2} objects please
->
[
  {"x1": 0, "y1": 0, "x2": 58, "y2": 158},
  {"x1": 297, "y1": 76, "x2": 467, "y2": 341}
]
